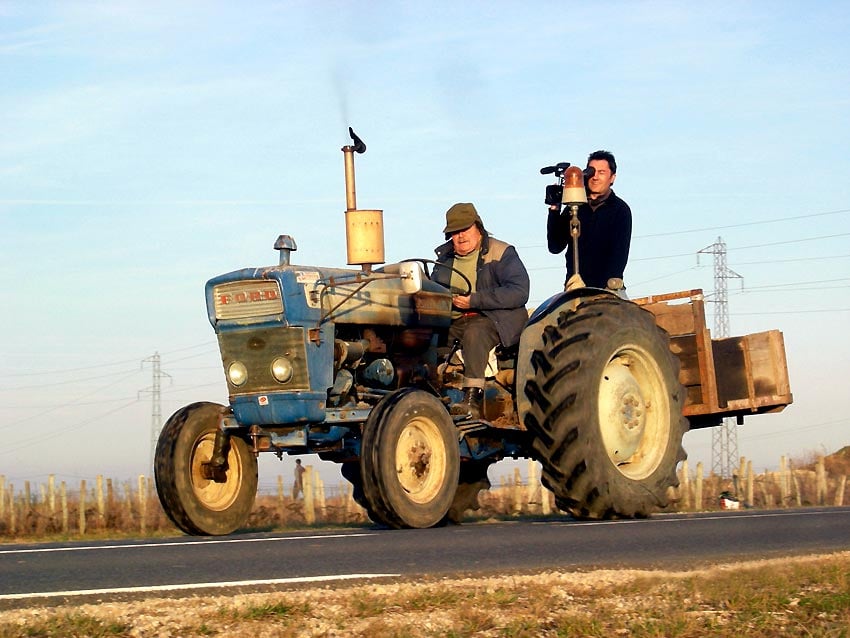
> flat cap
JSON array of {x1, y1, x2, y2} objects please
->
[{"x1": 443, "y1": 202, "x2": 483, "y2": 234}]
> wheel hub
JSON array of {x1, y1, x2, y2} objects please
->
[
  {"x1": 409, "y1": 440, "x2": 431, "y2": 478},
  {"x1": 599, "y1": 358, "x2": 647, "y2": 465},
  {"x1": 597, "y1": 345, "x2": 672, "y2": 481},
  {"x1": 395, "y1": 418, "x2": 446, "y2": 504},
  {"x1": 190, "y1": 433, "x2": 243, "y2": 511}
]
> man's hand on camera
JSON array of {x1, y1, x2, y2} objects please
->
[{"x1": 545, "y1": 184, "x2": 563, "y2": 207}]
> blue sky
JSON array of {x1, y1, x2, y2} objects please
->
[{"x1": 2, "y1": 2, "x2": 849, "y2": 492}]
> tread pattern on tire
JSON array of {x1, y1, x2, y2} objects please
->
[{"x1": 521, "y1": 297, "x2": 688, "y2": 520}]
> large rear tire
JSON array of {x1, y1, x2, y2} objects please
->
[
  {"x1": 155, "y1": 402, "x2": 258, "y2": 535},
  {"x1": 519, "y1": 295, "x2": 688, "y2": 519},
  {"x1": 360, "y1": 389, "x2": 460, "y2": 529}
]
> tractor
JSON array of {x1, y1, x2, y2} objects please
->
[{"x1": 154, "y1": 129, "x2": 792, "y2": 534}]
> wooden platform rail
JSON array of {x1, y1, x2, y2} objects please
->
[{"x1": 633, "y1": 289, "x2": 793, "y2": 429}]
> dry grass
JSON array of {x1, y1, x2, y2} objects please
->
[{"x1": 1, "y1": 552, "x2": 848, "y2": 637}]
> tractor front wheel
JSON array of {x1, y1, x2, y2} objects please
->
[{"x1": 155, "y1": 402, "x2": 258, "y2": 535}]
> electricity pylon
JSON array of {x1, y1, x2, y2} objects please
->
[
  {"x1": 141, "y1": 352, "x2": 171, "y2": 473},
  {"x1": 698, "y1": 237, "x2": 743, "y2": 478}
]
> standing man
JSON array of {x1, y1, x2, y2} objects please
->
[
  {"x1": 433, "y1": 203, "x2": 530, "y2": 419},
  {"x1": 546, "y1": 150, "x2": 632, "y2": 293},
  {"x1": 293, "y1": 458, "x2": 305, "y2": 499}
]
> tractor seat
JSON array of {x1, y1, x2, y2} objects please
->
[{"x1": 495, "y1": 344, "x2": 518, "y2": 370}]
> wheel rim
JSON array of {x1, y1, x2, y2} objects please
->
[
  {"x1": 598, "y1": 344, "x2": 671, "y2": 480},
  {"x1": 189, "y1": 433, "x2": 244, "y2": 511},
  {"x1": 394, "y1": 414, "x2": 448, "y2": 504}
]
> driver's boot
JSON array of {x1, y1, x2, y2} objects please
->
[
  {"x1": 467, "y1": 387, "x2": 484, "y2": 420},
  {"x1": 451, "y1": 387, "x2": 484, "y2": 420}
]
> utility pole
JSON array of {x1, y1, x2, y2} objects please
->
[
  {"x1": 141, "y1": 352, "x2": 171, "y2": 473},
  {"x1": 698, "y1": 237, "x2": 743, "y2": 478}
]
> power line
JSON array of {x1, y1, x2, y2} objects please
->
[
  {"x1": 516, "y1": 207, "x2": 850, "y2": 252},
  {"x1": 720, "y1": 278, "x2": 850, "y2": 292},
  {"x1": 729, "y1": 231, "x2": 850, "y2": 251},
  {"x1": 629, "y1": 266, "x2": 703, "y2": 288},
  {"x1": 636, "y1": 207, "x2": 850, "y2": 239},
  {"x1": 730, "y1": 253, "x2": 850, "y2": 266},
  {"x1": 0, "y1": 342, "x2": 215, "y2": 378},
  {"x1": 730, "y1": 308, "x2": 850, "y2": 315},
  {"x1": 162, "y1": 348, "x2": 221, "y2": 365},
  {"x1": 544, "y1": 230, "x2": 850, "y2": 266},
  {"x1": 0, "y1": 368, "x2": 144, "y2": 391},
  {"x1": 636, "y1": 232, "x2": 850, "y2": 264},
  {"x1": 7, "y1": 395, "x2": 142, "y2": 410},
  {"x1": 0, "y1": 368, "x2": 143, "y2": 428},
  {"x1": 739, "y1": 417, "x2": 850, "y2": 442},
  {"x1": 0, "y1": 399, "x2": 141, "y2": 457}
]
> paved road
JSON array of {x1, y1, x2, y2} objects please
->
[{"x1": 1, "y1": 507, "x2": 849, "y2": 608}]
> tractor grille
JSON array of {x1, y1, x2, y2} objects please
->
[
  {"x1": 218, "y1": 327, "x2": 310, "y2": 392},
  {"x1": 213, "y1": 280, "x2": 283, "y2": 320}
]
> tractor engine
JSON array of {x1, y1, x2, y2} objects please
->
[{"x1": 206, "y1": 249, "x2": 453, "y2": 430}]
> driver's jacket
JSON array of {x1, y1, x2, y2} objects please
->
[{"x1": 433, "y1": 233, "x2": 530, "y2": 348}]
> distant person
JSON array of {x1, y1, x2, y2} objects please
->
[
  {"x1": 433, "y1": 202, "x2": 530, "y2": 419},
  {"x1": 546, "y1": 150, "x2": 632, "y2": 294},
  {"x1": 293, "y1": 458, "x2": 305, "y2": 499}
]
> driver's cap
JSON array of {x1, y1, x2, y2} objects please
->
[{"x1": 443, "y1": 203, "x2": 483, "y2": 234}]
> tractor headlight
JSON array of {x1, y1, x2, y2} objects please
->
[
  {"x1": 271, "y1": 357, "x2": 294, "y2": 383},
  {"x1": 227, "y1": 361, "x2": 248, "y2": 386}
]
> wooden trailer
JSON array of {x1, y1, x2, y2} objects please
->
[{"x1": 633, "y1": 289, "x2": 793, "y2": 429}]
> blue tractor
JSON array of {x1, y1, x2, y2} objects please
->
[{"x1": 154, "y1": 130, "x2": 792, "y2": 535}]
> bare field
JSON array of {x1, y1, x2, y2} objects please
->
[{"x1": 1, "y1": 552, "x2": 848, "y2": 637}]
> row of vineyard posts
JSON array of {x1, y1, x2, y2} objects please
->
[{"x1": 0, "y1": 455, "x2": 846, "y2": 539}]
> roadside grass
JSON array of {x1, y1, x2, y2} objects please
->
[
  {"x1": 0, "y1": 611, "x2": 130, "y2": 637},
  {"x1": 1, "y1": 553, "x2": 848, "y2": 637}
]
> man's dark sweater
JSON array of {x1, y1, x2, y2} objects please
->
[{"x1": 546, "y1": 190, "x2": 632, "y2": 289}]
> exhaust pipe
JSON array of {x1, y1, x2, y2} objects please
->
[{"x1": 342, "y1": 127, "x2": 384, "y2": 272}]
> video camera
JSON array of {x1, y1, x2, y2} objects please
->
[{"x1": 540, "y1": 162, "x2": 596, "y2": 206}]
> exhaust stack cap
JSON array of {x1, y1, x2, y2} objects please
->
[
  {"x1": 341, "y1": 127, "x2": 385, "y2": 271},
  {"x1": 274, "y1": 235, "x2": 297, "y2": 266}
]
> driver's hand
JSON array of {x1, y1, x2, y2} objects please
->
[{"x1": 452, "y1": 294, "x2": 472, "y2": 310}]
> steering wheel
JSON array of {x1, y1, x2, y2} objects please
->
[{"x1": 401, "y1": 258, "x2": 472, "y2": 296}]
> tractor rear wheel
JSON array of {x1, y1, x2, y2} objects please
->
[
  {"x1": 519, "y1": 295, "x2": 687, "y2": 519},
  {"x1": 360, "y1": 389, "x2": 459, "y2": 529},
  {"x1": 155, "y1": 402, "x2": 258, "y2": 535}
]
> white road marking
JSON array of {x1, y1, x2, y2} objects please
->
[
  {"x1": 0, "y1": 532, "x2": 376, "y2": 555},
  {"x1": 535, "y1": 509, "x2": 850, "y2": 526},
  {"x1": 0, "y1": 573, "x2": 401, "y2": 601}
]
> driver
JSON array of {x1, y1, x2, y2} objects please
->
[{"x1": 433, "y1": 202, "x2": 530, "y2": 419}]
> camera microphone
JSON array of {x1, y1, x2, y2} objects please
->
[{"x1": 540, "y1": 162, "x2": 570, "y2": 176}]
